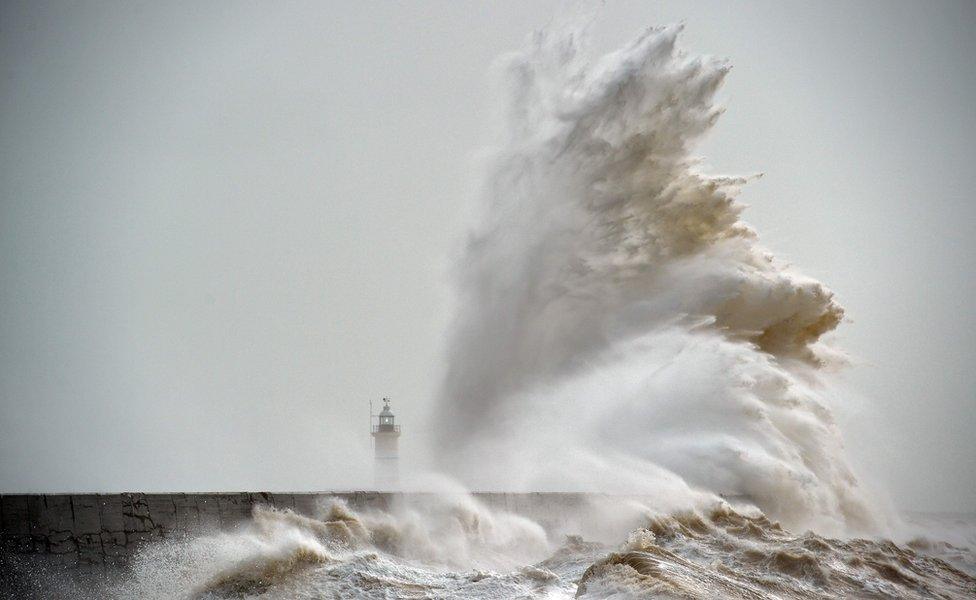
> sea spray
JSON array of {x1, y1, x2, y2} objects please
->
[
  {"x1": 434, "y1": 22, "x2": 881, "y2": 535},
  {"x1": 94, "y1": 491, "x2": 973, "y2": 599},
  {"x1": 105, "y1": 490, "x2": 556, "y2": 600}
]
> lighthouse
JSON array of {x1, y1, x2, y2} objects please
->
[{"x1": 371, "y1": 397, "x2": 401, "y2": 490}]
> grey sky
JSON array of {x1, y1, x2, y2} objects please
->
[{"x1": 1, "y1": 1, "x2": 973, "y2": 512}]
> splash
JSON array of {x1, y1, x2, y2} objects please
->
[
  {"x1": 434, "y1": 23, "x2": 880, "y2": 535},
  {"x1": 576, "y1": 506, "x2": 976, "y2": 599},
  {"x1": 103, "y1": 491, "x2": 555, "y2": 600},
  {"x1": 95, "y1": 496, "x2": 973, "y2": 599}
]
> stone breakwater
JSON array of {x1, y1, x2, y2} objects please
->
[{"x1": 0, "y1": 491, "x2": 591, "y2": 573}]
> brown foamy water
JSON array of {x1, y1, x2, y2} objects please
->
[{"x1": 10, "y1": 495, "x2": 973, "y2": 599}]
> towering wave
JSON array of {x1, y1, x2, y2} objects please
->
[{"x1": 434, "y1": 24, "x2": 879, "y2": 535}]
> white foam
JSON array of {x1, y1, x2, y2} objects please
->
[{"x1": 433, "y1": 22, "x2": 886, "y2": 536}]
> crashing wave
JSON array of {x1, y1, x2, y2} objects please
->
[
  {"x1": 95, "y1": 495, "x2": 974, "y2": 599},
  {"x1": 577, "y1": 505, "x2": 975, "y2": 599},
  {"x1": 434, "y1": 22, "x2": 880, "y2": 536}
]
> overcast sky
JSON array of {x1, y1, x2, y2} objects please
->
[{"x1": 1, "y1": 1, "x2": 973, "y2": 512}]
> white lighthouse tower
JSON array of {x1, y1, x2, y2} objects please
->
[{"x1": 371, "y1": 397, "x2": 401, "y2": 490}]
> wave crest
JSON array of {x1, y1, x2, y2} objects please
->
[{"x1": 435, "y1": 22, "x2": 878, "y2": 535}]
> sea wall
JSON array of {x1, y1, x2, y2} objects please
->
[{"x1": 0, "y1": 491, "x2": 594, "y2": 572}]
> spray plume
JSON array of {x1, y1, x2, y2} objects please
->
[{"x1": 434, "y1": 23, "x2": 880, "y2": 535}]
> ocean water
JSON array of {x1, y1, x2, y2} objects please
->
[{"x1": 58, "y1": 493, "x2": 971, "y2": 599}]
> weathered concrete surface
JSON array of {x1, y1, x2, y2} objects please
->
[{"x1": 0, "y1": 491, "x2": 594, "y2": 574}]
